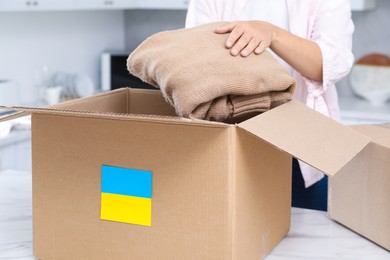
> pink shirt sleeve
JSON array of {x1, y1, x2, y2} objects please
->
[
  {"x1": 311, "y1": 1, "x2": 354, "y2": 86},
  {"x1": 292, "y1": 1, "x2": 354, "y2": 187}
]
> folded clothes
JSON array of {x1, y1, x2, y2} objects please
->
[{"x1": 127, "y1": 22, "x2": 296, "y2": 122}]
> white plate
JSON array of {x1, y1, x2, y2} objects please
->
[{"x1": 74, "y1": 74, "x2": 95, "y2": 98}]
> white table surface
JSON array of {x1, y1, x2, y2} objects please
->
[{"x1": 1, "y1": 170, "x2": 389, "y2": 260}]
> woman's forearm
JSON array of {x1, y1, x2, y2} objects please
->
[{"x1": 271, "y1": 26, "x2": 323, "y2": 82}]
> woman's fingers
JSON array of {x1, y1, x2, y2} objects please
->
[
  {"x1": 254, "y1": 41, "x2": 266, "y2": 55},
  {"x1": 215, "y1": 22, "x2": 236, "y2": 34},
  {"x1": 215, "y1": 21, "x2": 273, "y2": 57},
  {"x1": 241, "y1": 38, "x2": 261, "y2": 57},
  {"x1": 217, "y1": 23, "x2": 261, "y2": 56},
  {"x1": 214, "y1": 22, "x2": 238, "y2": 45},
  {"x1": 230, "y1": 32, "x2": 253, "y2": 56},
  {"x1": 225, "y1": 25, "x2": 245, "y2": 49},
  {"x1": 215, "y1": 22, "x2": 247, "y2": 49}
]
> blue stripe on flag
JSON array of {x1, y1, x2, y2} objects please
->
[{"x1": 101, "y1": 165, "x2": 152, "y2": 199}]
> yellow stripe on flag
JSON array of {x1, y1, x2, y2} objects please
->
[{"x1": 100, "y1": 192, "x2": 152, "y2": 226}]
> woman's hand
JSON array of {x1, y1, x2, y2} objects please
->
[
  {"x1": 215, "y1": 21, "x2": 276, "y2": 57},
  {"x1": 215, "y1": 20, "x2": 323, "y2": 82}
]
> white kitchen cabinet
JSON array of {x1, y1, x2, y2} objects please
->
[
  {"x1": 0, "y1": 0, "x2": 378, "y2": 12},
  {"x1": 0, "y1": 0, "x2": 189, "y2": 12},
  {"x1": 0, "y1": 130, "x2": 31, "y2": 172},
  {"x1": 0, "y1": 143, "x2": 16, "y2": 171},
  {"x1": 0, "y1": 0, "x2": 74, "y2": 12},
  {"x1": 350, "y1": 0, "x2": 376, "y2": 11},
  {"x1": 15, "y1": 138, "x2": 32, "y2": 171},
  {"x1": 140, "y1": 0, "x2": 189, "y2": 10},
  {"x1": 75, "y1": 0, "x2": 139, "y2": 10}
]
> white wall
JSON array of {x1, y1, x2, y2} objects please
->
[
  {"x1": 124, "y1": 9, "x2": 186, "y2": 51},
  {"x1": 0, "y1": 11, "x2": 125, "y2": 104}
]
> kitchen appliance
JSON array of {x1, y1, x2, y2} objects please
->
[{"x1": 101, "y1": 50, "x2": 154, "y2": 91}]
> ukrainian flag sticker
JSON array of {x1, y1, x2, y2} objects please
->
[{"x1": 100, "y1": 165, "x2": 152, "y2": 226}]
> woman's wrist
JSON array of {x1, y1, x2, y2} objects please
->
[{"x1": 269, "y1": 24, "x2": 281, "y2": 51}]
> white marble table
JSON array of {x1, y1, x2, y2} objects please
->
[{"x1": 1, "y1": 170, "x2": 389, "y2": 260}]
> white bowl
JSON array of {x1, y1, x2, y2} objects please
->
[
  {"x1": 349, "y1": 64, "x2": 390, "y2": 106},
  {"x1": 74, "y1": 74, "x2": 95, "y2": 98}
]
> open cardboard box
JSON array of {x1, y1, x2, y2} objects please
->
[
  {"x1": 328, "y1": 123, "x2": 390, "y2": 251},
  {"x1": 0, "y1": 88, "x2": 374, "y2": 259}
]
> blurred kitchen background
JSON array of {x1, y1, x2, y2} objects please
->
[{"x1": 0, "y1": 0, "x2": 390, "y2": 172}]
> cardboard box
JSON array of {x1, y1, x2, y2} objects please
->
[
  {"x1": 0, "y1": 88, "x2": 369, "y2": 259},
  {"x1": 329, "y1": 124, "x2": 390, "y2": 251}
]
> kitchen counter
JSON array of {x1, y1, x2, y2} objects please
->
[
  {"x1": 1, "y1": 170, "x2": 389, "y2": 259},
  {"x1": 339, "y1": 95, "x2": 390, "y2": 124}
]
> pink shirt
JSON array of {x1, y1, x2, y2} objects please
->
[{"x1": 186, "y1": 0, "x2": 355, "y2": 187}]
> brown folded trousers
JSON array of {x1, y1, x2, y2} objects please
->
[{"x1": 127, "y1": 22, "x2": 296, "y2": 122}]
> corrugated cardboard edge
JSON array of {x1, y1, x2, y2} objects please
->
[
  {"x1": 237, "y1": 100, "x2": 371, "y2": 176},
  {"x1": 0, "y1": 88, "x2": 228, "y2": 128},
  {"x1": 227, "y1": 125, "x2": 236, "y2": 260},
  {"x1": 0, "y1": 110, "x2": 30, "y2": 122},
  {"x1": 0, "y1": 88, "x2": 129, "y2": 122},
  {"x1": 2, "y1": 107, "x2": 228, "y2": 128}
]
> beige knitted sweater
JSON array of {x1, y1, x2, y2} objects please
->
[{"x1": 127, "y1": 22, "x2": 296, "y2": 122}]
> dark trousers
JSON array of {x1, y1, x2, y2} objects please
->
[{"x1": 291, "y1": 159, "x2": 328, "y2": 211}]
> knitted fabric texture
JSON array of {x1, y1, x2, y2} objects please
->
[{"x1": 127, "y1": 22, "x2": 296, "y2": 122}]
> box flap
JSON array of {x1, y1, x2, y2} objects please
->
[
  {"x1": 0, "y1": 110, "x2": 30, "y2": 122},
  {"x1": 350, "y1": 124, "x2": 390, "y2": 148},
  {"x1": 238, "y1": 100, "x2": 371, "y2": 176},
  {"x1": 0, "y1": 104, "x2": 194, "y2": 124},
  {"x1": 0, "y1": 88, "x2": 130, "y2": 122},
  {"x1": 0, "y1": 91, "x2": 225, "y2": 128}
]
